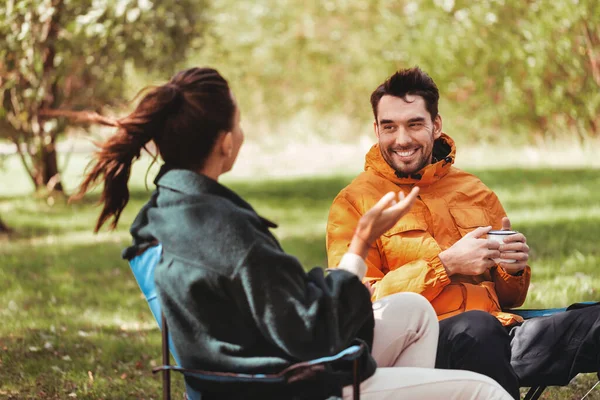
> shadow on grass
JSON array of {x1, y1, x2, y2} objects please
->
[
  {"x1": 467, "y1": 168, "x2": 600, "y2": 212},
  {"x1": 1, "y1": 239, "x2": 186, "y2": 398},
  {"x1": 1, "y1": 241, "x2": 148, "y2": 319},
  {"x1": 278, "y1": 234, "x2": 328, "y2": 270},
  {"x1": 4, "y1": 167, "x2": 599, "y2": 256},
  {"x1": 0, "y1": 326, "x2": 175, "y2": 399},
  {"x1": 228, "y1": 175, "x2": 352, "y2": 207},
  {"x1": 469, "y1": 168, "x2": 600, "y2": 190},
  {"x1": 1, "y1": 176, "x2": 351, "y2": 241},
  {"x1": 518, "y1": 216, "x2": 600, "y2": 259},
  {"x1": 0, "y1": 194, "x2": 150, "y2": 240}
]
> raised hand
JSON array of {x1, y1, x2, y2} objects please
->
[
  {"x1": 438, "y1": 226, "x2": 501, "y2": 276},
  {"x1": 358, "y1": 187, "x2": 420, "y2": 244},
  {"x1": 348, "y1": 187, "x2": 420, "y2": 259}
]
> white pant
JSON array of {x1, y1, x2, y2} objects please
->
[{"x1": 343, "y1": 292, "x2": 513, "y2": 400}]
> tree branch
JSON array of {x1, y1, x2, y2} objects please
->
[
  {"x1": 582, "y1": 20, "x2": 600, "y2": 87},
  {"x1": 9, "y1": 136, "x2": 36, "y2": 184},
  {"x1": 39, "y1": 0, "x2": 64, "y2": 112},
  {"x1": 38, "y1": 109, "x2": 117, "y2": 127}
]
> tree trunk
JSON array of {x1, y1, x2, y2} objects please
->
[
  {"x1": 0, "y1": 215, "x2": 9, "y2": 233},
  {"x1": 32, "y1": 141, "x2": 63, "y2": 193},
  {"x1": 31, "y1": 0, "x2": 64, "y2": 194}
]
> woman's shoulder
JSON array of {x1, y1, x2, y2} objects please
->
[
  {"x1": 164, "y1": 189, "x2": 272, "y2": 241},
  {"x1": 150, "y1": 193, "x2": 262, "y2": 271},
  {"x1": 158, "y1": 191, "x2": 255, "y2": 232}
]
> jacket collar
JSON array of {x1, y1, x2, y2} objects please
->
[
  {"x1": 155, "y1": 165, "x2": 278, "y2": 228},
  {"x1": 364, "y1": 133, "x2": 456, "y2": 186}
]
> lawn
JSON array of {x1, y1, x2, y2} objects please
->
[{"x1": 1, "y1": 157, "x2": 599, "y2": 399}]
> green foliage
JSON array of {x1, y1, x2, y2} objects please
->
[
  {"x1": 0, "y1": 0, "x2": 208, "y2": 190},
  {"x1": 1, "y1": 0, "x2": 598, "y2": 180},
  {"x1": 1, "y1": 166, "x2": 600, "y2": 398},
  {"x1": 195, "y1": 0, "x2": 600, "y2": 141},
  {"x1": 0, "y1": 0, "x2": 598, "y2": 153},
  {"x1": 429, "y1": 0, "x2": 600, "y2": 140},
  {"x1": 0, "y1": 0, "x2": 206, "y2": 112}
]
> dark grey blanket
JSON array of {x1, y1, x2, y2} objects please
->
[{"x1": 123, "y1": 166, "x2": 376, "y2": 398}]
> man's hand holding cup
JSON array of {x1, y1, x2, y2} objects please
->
[{"x1": 487, "y1": 217, "x2": 529, "y2": 275}]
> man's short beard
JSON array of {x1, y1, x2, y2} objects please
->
[
  {"x1": 388, "y1": 127, "x2": 435, "y2": 177},
  {"x1": 391, "y1": 154, "x2": 430, "y2": 177}
]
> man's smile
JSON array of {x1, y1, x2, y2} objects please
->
[{"x1": 391, "y1": 148, "x2": 419, "y2": 161}]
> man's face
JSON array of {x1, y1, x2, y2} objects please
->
[{"x1": 374, "y1": 94, "x2": 442, "y2": 176}]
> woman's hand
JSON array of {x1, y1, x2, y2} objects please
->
[{"x1": 349, "y1": 187, "x2": 420, "y2": 259}]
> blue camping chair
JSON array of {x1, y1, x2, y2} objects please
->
[
  {"x1": 128, "y1": 244, "x2": 365, "y2": 400},
  {"x1": 508, "y1": 304, "x2": 597, "y2": 400},
  {"x1": 509, "y1": 307, "x2": 560, "y2": 400}
]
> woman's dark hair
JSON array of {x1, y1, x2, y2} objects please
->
[
  {"x1": 370, "y1": 67, "x2": 439, "y2": 121},
  {"x1": 72, "y1": 67, "x2": 235, "y2": 232}
]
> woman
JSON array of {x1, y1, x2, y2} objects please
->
[{"x1": 76, "y1": 67, "x2": 512, "y2": 399}]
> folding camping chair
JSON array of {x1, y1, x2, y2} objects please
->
[
  {"x1": 509, "y1": 303, "x2": 598, "y2": 400},
  {"x1": 128, "y1": 244, "x2": 365, "y2": 400}
]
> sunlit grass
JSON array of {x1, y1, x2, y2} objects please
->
[{"x1": 1, "y1": 163, "x2": 599, "y2": 399}]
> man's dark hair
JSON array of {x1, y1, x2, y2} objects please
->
[{"x1": 370, "y1": 67, "x2": 439, "y2": 121}]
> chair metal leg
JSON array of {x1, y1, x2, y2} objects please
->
[
  {"x1": 523, "y1": 386, "x2": 536, "y2": 400},
  {"x1": 161, "y1": 314, "x2": 171, "y2": 400},
  {"x1": 530, "y1": 386, "x2": 546, "y2": 400},
  {"x1": 581, "y1": 380, "x2": 600, "y2": 400},
  {"x1": 353, "y1": 358, "x2": 360, "y2": 400},
  {"x1": 523, "y1": 386, "x2": 546, "y2": 400}
]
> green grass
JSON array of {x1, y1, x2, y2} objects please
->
[{"x1": 1, "y1": 162, "x2": 600, "y2": 399}]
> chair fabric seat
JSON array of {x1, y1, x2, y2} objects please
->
[{"x1": 129, "y1": 244, "x2": 200, "y2": 399}]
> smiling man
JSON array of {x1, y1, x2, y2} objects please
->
[
  {"x1": 376, "y1": 93, "x2": 442, "y2": 178},
  {"x1": 326, "y1": 67, "x2": 600, "y2": 399}
]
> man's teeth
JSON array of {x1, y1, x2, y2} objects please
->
[{"x1": 394, "y1": 149, "x2": 416, "y2": 156}]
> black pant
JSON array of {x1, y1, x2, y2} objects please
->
[{"x1": 435, "y1": 305, "x2": 600, "y2": 400}]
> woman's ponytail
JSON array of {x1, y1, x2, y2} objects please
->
[
  {"x1": 73, "y1": 67, "x2": 234, "y2": 232},
  {"x1": 72, "y1": 84, "x2": 181, "y2": 232}
]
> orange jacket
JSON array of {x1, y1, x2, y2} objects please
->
[{"x1": 326, "y1": 134, "x2": 531, "y2": 326}]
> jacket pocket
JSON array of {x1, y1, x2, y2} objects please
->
[
  {"x1": 380, "y1": 213, "x2": 431, "y2": 272},
  {"x1": 383, "y1": 213, "x2": 428, "y2": 237},
  {"x1": 449, "y1": 207, "x2": 490, "y2": 237}
]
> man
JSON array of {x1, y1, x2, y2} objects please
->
[{"x1": 326, "y1": 67, "x2": 600, "y2": 399}]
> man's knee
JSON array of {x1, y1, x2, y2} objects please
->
[
  {"x1": 437, "y1": 311, "x2": 519, "y2": 399},
  {"x1": 440, "y1": 311, "x2": 509, "y2": 350}
]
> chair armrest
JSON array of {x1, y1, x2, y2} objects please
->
[
  {"x1": 506, "y1": 302, "x2": 597, "y2": 319},
  {"x1": 152, "y1": 343, "x2": 365, "y2": 384},
  {"x1": 507, "y1": 307, "x2": 568, "y2": 319}
]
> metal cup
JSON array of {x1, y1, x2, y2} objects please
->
[{"x1": 487, "y1": 230, "x2": 518, "y2": 264}]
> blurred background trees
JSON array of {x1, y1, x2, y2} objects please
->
[
  {"x1": 197, "y1": 0, "x2": 599, "y2": 141},
  {"x1": 0, "y1": 0, "x2": 207, "y2": 193},
  {"x1": 1, "y1": 0, "x2": 598, "y2": 194}
]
